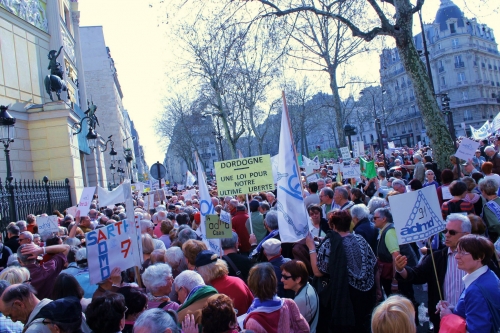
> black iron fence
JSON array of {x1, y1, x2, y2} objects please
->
[{"x1": 0, "y1": 177, "x2": 72, "y2": 232}]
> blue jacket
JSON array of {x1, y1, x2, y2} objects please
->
[
  {"x1": 454, "y1": 268, "x2": 500, "y2": 333},
  {"x1": 353, "y1": 218, "x2": 378, "y2": 254}
]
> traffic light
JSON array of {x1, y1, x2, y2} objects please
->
[{"x1": 441, "y1": 95, "x2": 451, "y2": 113}]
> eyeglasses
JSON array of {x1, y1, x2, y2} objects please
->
[
  {"x1": 373, "y1": 216, "x2": 381, "y2": 220},
  {"x1": 455, "y1": 250, "x2": 471, "y2": 257},
  {"x1": 443, "y1": 229, "x2": 465, "y2": 236},
  {"x1": 281, "y1": 274, "x2": 294, "y2": 280},
  {"x1": 18, "y1": 238, "x2": 27, "y2": 243}
]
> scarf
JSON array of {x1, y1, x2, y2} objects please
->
[
  {"x1": 251, "y1": 229, "x2": 279, "y2": 257},
  {"x1": 246, "y1": 296, "x2": 284, "y2": 314},
  {"x1": 177, "y1": 285, "x2": 218, "y2": 312},
  {"x1": 343, "y1": 234, "x2": 377, "y2": 291}
]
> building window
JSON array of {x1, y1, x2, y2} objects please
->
[
  {"x1": 455, "y1": 55, "x2": 464, "y2": 68},
  {"x1": 441, "y1": 76, "x2": 446, "y2": 86},
  {"x1": 452, "y1": 38, "x2": 459, "y2": 48},
  {"x1": 462, "y1": 91, "x2": 469, "y2": 100},
  {"x1": 464, "y1": 110, "x2": 473, "y2": 121},
  {"x1": 458, "y1": 72, "x2": 466, "y2": 82},
  {"x1": 450, "y1": 23, "x2": 456, "y2": 33}
]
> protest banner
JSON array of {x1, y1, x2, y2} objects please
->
[
  {"x1": 183, "y1": 189, "x2": 197, "y2": 201},
  {"x1": 388, "y1": 186, "x2": 445, "y2": 244},
  {"x1": 86, "y1": 218, "x2": 141, "y2": 284},
  {"x1": 493, "y1": 112, "x2": 500, "y2": 132},
  {"x1": 340, "y1": 147, "x2": 351, "y2": 160},
  {"x1": 304, "y1": 165, "x2": 315, "y2": 175},
  {"x1": 186, "y1": 171, "x2": 196, "y2": 186},
  {"x1": 214, "y1": 155, "x2": 275, "y2": 196},
  {"x1": 98, "y1": 185, "x2": 124, "y2": 207},
  {"x1": 205, "y1": 214, "x2": 232, "y2": 239},
  {"x1": 470, "y1": 121, "x2": 491, "y2": 140},
  {"x1": 360, "y1": 157, "x2": 377, "y2": 179},
  {"x1": 66, "y1": 206, "x2": 78, "y2": 218},
  {"x1": 37, "y1": 215, "x2": 59, "y2": 234},
  {"x1": 78, "y1": 187, "x2": 96, "y2": 216},
  {"x1": 353, "y1": 141, "x2": 364, "y2": 158},
  {"x1": 388, "y1": 142, "x2": 395, "y2": 149},
  {"x1": 342, "y1": 164, "x2": 361, "y2": 179},
  {"x1": 455, "y1": 138, "x2": 480, "y2": 161},
  {"x1": 306, "y1": 172, "x2": 321, "y2": 184}
]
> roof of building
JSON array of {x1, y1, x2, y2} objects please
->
[{"x1": 434, "y1": 0, "x2": 464, "y2": 31}]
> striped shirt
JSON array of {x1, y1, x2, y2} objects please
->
[{"x1": 444, "y1": 248, "x2": 466, "y2": 306}]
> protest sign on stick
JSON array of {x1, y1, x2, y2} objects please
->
[
  {"x1": 388, "y1": 186, "x2": 445, "y2": 245},
  {"x1": 78, "y1": 187, "x2": 96, "y2": 216},
  {"x1": 455, "y1": 138, "x2": 480, "y2": 161},
  {"x1": 205, "y1": 215, "x2": 232, "y2": 239},
  {"x1": 37, "y1": 215, "x2": 59, "y2": 234}
]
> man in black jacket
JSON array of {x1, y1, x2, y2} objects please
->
[
  {"x1": 394, "y1": 214, "x2": 500, "y2": 332},
  {"x1": 4, "y1": 224, "x2": 20, "y2": 253}
]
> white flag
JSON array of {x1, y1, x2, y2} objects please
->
[
  {"x1": 270, "y1": 154, "x2": 279, "y2": 183},
  {"x1": 302, "y1": 155, "x2": 320, "y2": 168},
  {"x1": 470, "y1": 121, "x2": 491, "y2": 140},
  {"x1": 276, "y1": 95, "x2": 309, "y2": 243},
  {"x1": 492, "y1": 113, "x2": 500, "y2": 132},
  {"x1": 194, "y1": 155, "x2": 221, "y2": 253},
  {"x1": 186, "y1": 170, "x2": 196, "y2": 186}
]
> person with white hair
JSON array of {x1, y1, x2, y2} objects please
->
[
  {"x1": 141, "y1": 263, "x2": 179, "y2": 311},
  {"x1": 350, "y1": 204, "x2": 378, "y2": 253},
  {"x1": 140, "y1": 220, "x2": 166, "y2": 250},
  {"x1": 484, "y1": 146, "x2": 500, "y2": 175},
  {"x1": 153, "y1": 210, "x2": 168, "y2": 238},
  {"x1": 165, "y1": 246, "x2": 187, "y2": 277},
  {"x1": 133, "y1": 308, "x2": 180, "y2": 333},
  {"x1": 174, "y1": 270, "x2": 219, "y2": 325}
]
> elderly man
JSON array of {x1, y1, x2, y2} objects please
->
[
  {"x1": 484, "y1": 146, "x2": 500, "y2": 174},
  {"x1": 0, "y1": 284, "x2": 52, "y2": 332},
  {"x1": 350, "y1": 204, "x2": 377, "y2": 253},
  {"x1": 140, "y1": 220, "x2": 166, "y2": 250},
  {"x1": 316, "y1": 178, "x2": 326, "y2": 191},
  {"x1": 403, "y1": 155, "x2": 425, "y2": 183},
  {"x1": 304, "y1": 181, "x2": 320, "y2": 208},
  {"x1": 319, "y1": 187, "x2": 336, "y2": 217},
  {"x1": 249, "y1": 210, "x2": 293, "y2": 260},
  {"x1": 479, "y1": 179, "x2": 500, "y2": 242},
  {"x1": 266, "y1": 192, "x2": 277, "y2": 208},
  {"x1": 18, "y1": 231, "x2": 33, "y2": 247},
  {"x1": 333, "y1": 187, "x2": 355, "y2": 211},
  {"x1": 0, "y1": 280, "x2": 23, "y2": 332},
  {"x1": 174, "y1": 270, "x2": 219, "y2": 325},
  {"x1": 395, "y1": 213, "x2": 500, "y2": 331},
  {"x1": 262, "y1": 238, "x2": 291, "y2": 298},
  {"x1": 4, "y1": 224, "x2": 20, "y2": 253},
  {"x1": 17, "y1": 242, "x2": 69, "y2": 299},
  {"x1": 134, "y1": 308, "x2": 180, "y2": 333},
  {"x1": 88, "y1": 209, "x2": 99, "y2": 228}
]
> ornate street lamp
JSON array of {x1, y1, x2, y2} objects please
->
[
  {"x1": 0, "y1": 105, "x2": 16, "y2": 182},
  {"x1": 109, "y1": 163, "x2": 116, "y2": 188},
  {"x1": 86, "y1": 127, "x2": 98, "y2": 151}
]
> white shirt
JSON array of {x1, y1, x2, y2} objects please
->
[
  {"x1": 444, "y1": 248, "x2": 466, "y2": 306},
  {"x1": 463, "y1": 265, "x2": 488, "y2": 289}
]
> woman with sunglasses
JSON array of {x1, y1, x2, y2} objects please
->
[
  {"x1": 437, "y1": 235, "x2": 500, "y2": 333},
  {"x1": 280, "y1": 260, "x2": 319, "y2": 333}
]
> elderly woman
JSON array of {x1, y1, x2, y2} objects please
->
[
  {"x1": 244, "y1": 263, "x2": 309, "y2": 333},
  {"x1": 307, "y1": 204, "x2": 328, "y2": 237},
  {"x1": 182, "y1": 294, "x2": 240, "y2": 333},
  {"x1": 182, "y1": 239, "x2": 207, "y2": 270},
  {"x1": 165, "y1": 246, "x2": 188, "y2": 277},
  {"x1": 306, "y1": 210, "x2": 377, "y2": 333},
  {"x1": 350, "y1": 204, "x2": 378, "y2": 253},
  {"x1": 438, "y1": 235, "x2": 500, "y2": 333},
  {"x1": 195, "y1": 250, "x2": 253, "y2": 315},
  {"x1": 141, "y1": 263, "x2": 179, "y2": 311},
  {"x1": 141, "y1": 233, "x2": 155, "y2": 272},
  {"x1": 0, "y1": 266, "x2": 30, "y2": 284},
  {"x1": 423, "y1": 169, "x2": 439, "y2": 189},
  {"x1": 281, "y1": 260, "x2": 319, "y2": 333},
  {"x1": 479, "y1": 179, "x2": 500, "y2": 243}
]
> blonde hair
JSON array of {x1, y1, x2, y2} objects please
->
[
  {"x1": 0, "y1": 266, "x2": 30, "y2": 284},
  {"x1": 196, "y1": 259, "x2": 228, "y2": 283},
  {"x1": 182, "y1": 239, "x2": 207, "y2": 266},
  {"x1": 371, "y1": 295, "x2": 416, "y2": 333},
  {"x1": 141, "y1": 233, "x2": 155, "y2": 255}
]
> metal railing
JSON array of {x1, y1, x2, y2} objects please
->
[{"x1": 0, "y1": 177, "x2": 72, "y2": 232}]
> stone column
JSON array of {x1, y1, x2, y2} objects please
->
[
  {"x1": 70, "y1": 2, "x2": 88, "y2": 108},
  {"x1": 46, "y1": 0, "x2": 67, "y2": 75}
]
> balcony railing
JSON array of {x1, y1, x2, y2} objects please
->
[{"x1": 438, "y1": 67, "x2": 445, "y2": 73}]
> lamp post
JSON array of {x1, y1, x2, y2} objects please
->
[
  {"x1": 0, "y1": 105, "x2": 16, "y2": 183},
  {"x1": 109, "y1": 163, "x2": 116, "y2": 189},
  {"x1": 343, "y1": 124, "x2": 357, "y2": 157}
]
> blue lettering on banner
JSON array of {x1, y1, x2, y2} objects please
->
[
  {"x1": 400, "y1": 191, "x2": 445, "y2": 243},
  {"x1": 98, "y1": 242, "x2": 110, "y2": 280},
  {"x1": 199, "y1": 200, "x2": 214, "y2": 216}
]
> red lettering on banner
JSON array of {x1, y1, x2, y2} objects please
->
[
  {"x1": 121, "y1": 239, "x2": 131, "y2": 258},
  {"x1": 97, "y1": 230, "x2": 107, "y2": 243}
]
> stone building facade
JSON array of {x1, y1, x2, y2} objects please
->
[{"x1": 380, "y1": 0, "x2": 500, "y2": 146}]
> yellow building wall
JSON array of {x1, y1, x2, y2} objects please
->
[
  {"x1": 27, "y1": 102, "x2": 84, "y2": 203},
  {"x1": 0, "y1": 9, "x2": 49, "y2": 106}
]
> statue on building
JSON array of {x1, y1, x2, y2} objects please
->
[
  {"x1": 44, "y1": 46, "x2": 67, "y2": 101},
  {"x1": 85, "y1": 100, "x2": 99, "y2": 129}
]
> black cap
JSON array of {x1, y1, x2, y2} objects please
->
[
  {"x1": 195, "y1": 250, "x2": 218, "y2": 267},
  {"x1": 37, "y1": 296, "x2": 82, "y2": 324}
]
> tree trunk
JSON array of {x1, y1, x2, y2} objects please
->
[
  {"x1": 394, "y1": 6, "x2": 454, "y2": 169},
  {"x1": 328, "y1": 67, "x2": 346, "y2": 147}
]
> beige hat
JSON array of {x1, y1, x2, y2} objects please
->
[{"x1": 262, "y1": 238, "x2": 281, "y2": 257}]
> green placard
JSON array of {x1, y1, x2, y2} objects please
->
[
  {"x1": 214, "y1": 154, "x2": 275, "y2": 196},
  {"x1": 205, "y1": 214, "x2": 232, "y2": 239}
]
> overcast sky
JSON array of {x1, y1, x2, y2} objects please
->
[{"x1": 78, "y1": 0, "x2": 500, "y2": 166}]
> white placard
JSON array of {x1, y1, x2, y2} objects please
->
[
  {"x1": 331, "y1": 163, "x2": 341, "y2": 173},
  {"x1": 37, "y1": 215, "x2": 59, "y2": 234},
  {"x1": 340, "y1": 147, "x2": 351, "y2": 160},
  {"x1": 353, "y1": 141, "x2": 364, "y2": 158},
  {"x1": 441, "y1": 185, "x2": 452, "y2": 200},
  {"x1": 388, "y1": 142, "x2": 395, "y2": 149},
  {"x1": 78, "y1": 187, "x2": 96, "y2": 216},
  {"x1": 304, "y1": 165, "x2": 315, "y2": 175},
  {"x1": 342, "y1": 165, "x2": 361, "y2": 178},
  {"x1": 220, "y1": 210, "x2": 231, "y2": 224},
  {"x1": 388, "y1": 186, "x2": 446, "y2": 244},
  {"x1": 455, "y1": 138, "x2": 480, "y2": 161},
  {"x1": 66, "y1": 206, "x2": 78, "y2": 218}
]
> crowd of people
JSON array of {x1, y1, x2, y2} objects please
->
[{"x1": 0, "y1": 141, "x2": 499, "y2": 333}]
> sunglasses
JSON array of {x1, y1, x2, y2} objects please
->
[
  {"x1": 443, "y1": 229, "x2": 464, "y2": 236},
  {"x1": 281, "y1": 274, "x2": 294, "y2": 280}
]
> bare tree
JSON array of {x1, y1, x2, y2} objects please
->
[{"x1": 249, "y1": 0, "x2": 456, "y2": 168}]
